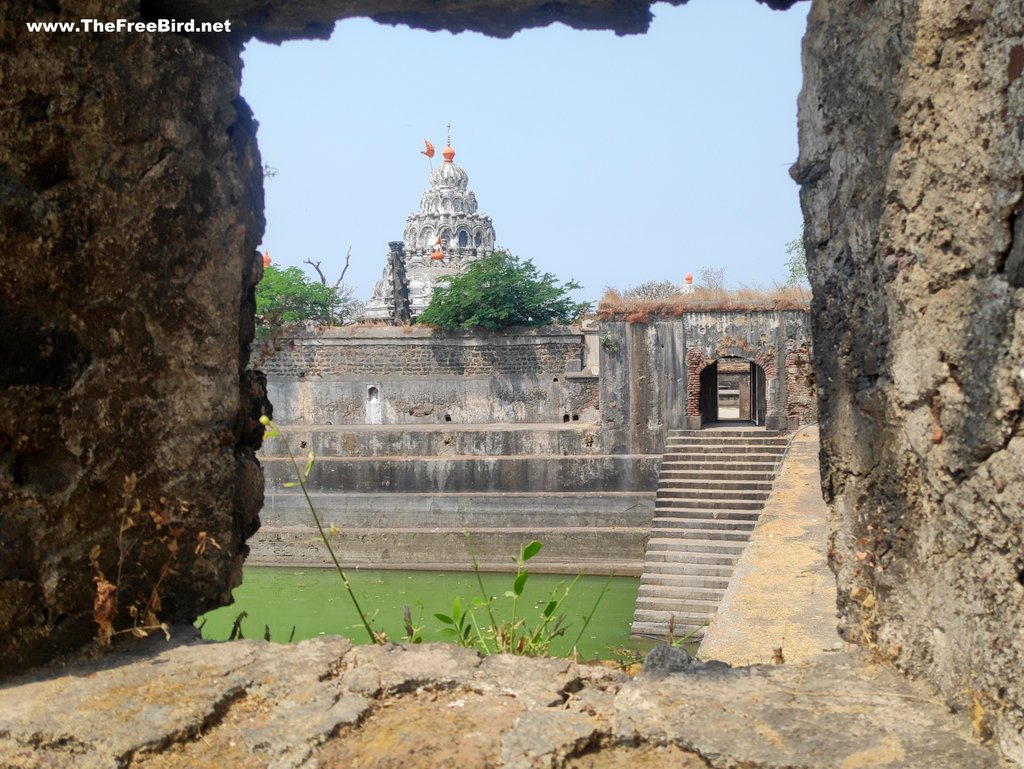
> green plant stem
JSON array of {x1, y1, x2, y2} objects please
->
[
  {"x1": 529, "y1": 575, "x2": 579, "y2": 649},
  {"x1": 283, "y1": 441, "x2": 378, "y2": 645},
  {"x1": 465, "y1": 531, "x2": 500, "y2": 636},
  {"x1": 569, "y1": 574, "x2": 612, "y2": 652}
]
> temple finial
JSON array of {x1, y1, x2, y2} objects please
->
[{"x1": 447, "y1": 123, "x2": 452, "y2": 146}]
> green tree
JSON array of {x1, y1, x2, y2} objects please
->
[
  {"x1": 417, "y1": 251, "x2": 590, "y2": 330},
  {"x1": 256, "y1": 265, "x2": 352, "y2": 339},
  {"x1": 785, "y1": 235, "x2": 807, "y2": 285}
]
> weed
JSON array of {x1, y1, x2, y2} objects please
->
[
  {"x1": 260, "y1": 416, "x2": 382, "y2": 645},
  {"x1": 88, "y1": 473, "x2": 212, "y2": 646},
  {"x1": 598, "y1": 284, "x2": 810, "y2": 320},
  {"x1": 434, "y1": 534, "x2": 609, "y2": 657}
]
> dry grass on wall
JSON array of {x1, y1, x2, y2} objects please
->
[{"x1": 597, "y1": 286, "x2": 811, "y2": 323}]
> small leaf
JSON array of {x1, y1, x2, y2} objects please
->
[
  {"x1": 522, "y1": 541, "x2": 543, "y2": 562},
  {"x1": 434, "y1": 613, "x2": 453, "y2": 625},
  {"x1": 513, "y1": 571, "x2": 529, "y2": 596},
  {"x1": 130, "y1": 627, "x2": 149, "y2": 638},
  {"x1": 283, "y1": 481, "x2": 297, "y2": 488},
  {"x1": 543, "y1": 600, "x2": 557, "y2": 618}
]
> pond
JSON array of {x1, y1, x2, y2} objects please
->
[{"x1": 199, "y1": 566, "x2": 649, "y2": 660}]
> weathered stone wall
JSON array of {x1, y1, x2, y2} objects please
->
[
  {"x1": 260, "y1": 326, "x2": 584, "y2": 377},
  {"x1": 599, "y1": 311, "x2": 815, "y2": 454},
  {"x1": 263, "y1": 326, "x2": 598, "y2": 424},
  {"x1": 0, "y1": 0, "x2": 267, "y2": 674},
  {"x1": 795, "y1": 0, "x2": 1024, "y2": 758}
]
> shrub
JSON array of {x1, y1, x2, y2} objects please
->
[{"x1": 417, "y1": 251, "x2": 590, "y2": 330}]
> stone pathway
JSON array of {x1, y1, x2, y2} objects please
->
[{"x1": 700, "y1": 425, "x2": 843, "y2": 665}]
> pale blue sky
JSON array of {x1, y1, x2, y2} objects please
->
[{"x1": 243, "y1": 0, "x2": 809, "y2": 305}]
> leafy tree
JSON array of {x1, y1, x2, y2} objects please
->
[
  {"x1": 785, "y1": 234, "x2": 808, "y2": 285},
  {"x1": 622, "y1": 280, "x2": 683, "y2": 301},
  {"x1": 256, "y1": 265, "x2": 356, "y2": 339},
  {"x1": 417, "y1": 251, "x2": 590, "y2": 330}
]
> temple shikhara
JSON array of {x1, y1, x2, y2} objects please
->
[{"x1": 363, "y1": 132, "x2": 497, "y2": 320}]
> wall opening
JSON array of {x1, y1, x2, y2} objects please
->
[{"x1": 698, "y1": 356, "x2": 767, "y2": 427}]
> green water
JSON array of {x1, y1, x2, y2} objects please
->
[{"x1": 199, "y1": 567, "x2": 645, "y2": 660}]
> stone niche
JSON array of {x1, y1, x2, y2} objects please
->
[{"x1": 3, "y1": 0, "x2": 1023, "y2": 765}]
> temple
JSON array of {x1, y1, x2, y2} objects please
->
[{"x1": 363, "y1": 138, "x2": 497, "y2": 320}]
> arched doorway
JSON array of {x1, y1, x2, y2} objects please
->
[{"x1": 697, "y1": 355, "x2": 767, "y2": 427}]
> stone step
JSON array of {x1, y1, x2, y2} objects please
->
[
  {"x1": 638, "y1": 572, "x2": 732, "y2": 590},
  {"x1": 664, "y1": 438, "x2": 791, "y2": 449},
  {"x1": 637, "y1": 583, "x2": 726, "y2": 601},
  {"x1": 659, "y1": 469, "x2": 776, "y2": 481},
  {"x1": 651, "y1": 518, "x2": 756, "y2": 533},
  {"x1": 660, "y1": 460, "x2": 781, "y2": 472},
  {"x1": 655, "y1": 507, "x2": 761, "y2": 520},
  {"x1": 644, "y1": 551, "x2": 738, "y2": 567},
  {"x1": 656, "y1": 486, "x2": 772, "y2": 500},
  {"x1": 635, "y1": 595, "x2": 721, "y2": 614},
  {"x1": 654, "y1": 496, "x2": 765, "y2": 511},
  {"x1": 630, "y1": 620, "x2": 707, "y2": 639},
  {"x1": 649, "y1": 526, "x2": 752, "y2": 542},
  {"x1": 248, "y1": 525, "x2": 647, "y2": 575},
  {"x1": 659, "y1": 481, "x2": 770, "y2": 493},
  {"x1": 261, "y1": 454, "x2": 660, "y2": 494},
  {"x1": 262, "y1": 423, "x2": 604, "y2": 459},
  {"x1": 667, "y1": 429, "x2": 789, "y2": 438},
  {"x1": 652, "y1": 510, "x2": 760, "y2": 523},
  {"x1": 632, "y1": 608, "x2": 713, "y2": 627},
  {"x1": 261, "y1": 491, "x2": 656, "y2": 528},
  {"x1": 646, "y1": 537, "x2": 747, "y2": 554},
  {"x1": 641, "y1": 560, "x2": 735, "y2": 578},
  {"x1": 662, "y1": 454, "x2": 785, "y2": 467},
  {"x1": 662, "y1": 443, "x2": 789, "y2": 454}
]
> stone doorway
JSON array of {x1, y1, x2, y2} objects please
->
[{"x1": 696, "y1": 356, "x2": 767, "y2": 427}]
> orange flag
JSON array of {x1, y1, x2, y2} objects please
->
[{"x1": 421, "y1": 139, "x2": 435, "y2": 158}]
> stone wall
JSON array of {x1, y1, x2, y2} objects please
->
[
  {"x1": 262, "y1": 326, "x2": 598, "y2": 425},
  {"x1": 795, "y1": 0, "x2": 1024, "y2": 758},
  {"x1": 260, "y1": 326, "x2": 584, "y2": 377},
  {"x1": 0, "y1": 0, "x2": 267, "y2": 675},
  {"x1": 598, "y1": 311, "x2": 815, "y2": 454}
]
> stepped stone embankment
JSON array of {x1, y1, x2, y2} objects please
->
[{"x1": 251, "y1": 423, "x2": 657, "y2": 574}]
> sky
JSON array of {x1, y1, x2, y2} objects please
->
[{"x1": 242, "y1": 0, "x2": 809, "y2": 306}]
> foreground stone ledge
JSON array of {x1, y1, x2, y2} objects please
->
[{"x1": 0, "y1": 635, "x2": 1006, "y2": 768}]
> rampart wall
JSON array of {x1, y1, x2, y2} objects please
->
[
  {"x1": 598, "y1": 310, "x2": 815, "y2": 454},
  {"x1": 262, "y1": 325, "x2": 600, "y2": 425}
]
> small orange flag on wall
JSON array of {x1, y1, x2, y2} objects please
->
[{"x1": 421, "y1": 140, "x2": 435, "y2": 158}]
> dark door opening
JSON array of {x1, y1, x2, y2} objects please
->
[{"x1": 699, "y1": 356, "x2": 767, "y2": 426}]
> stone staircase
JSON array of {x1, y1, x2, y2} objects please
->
[{"x1": 631, "y1": 428, "x2": 793, "y2": 640}]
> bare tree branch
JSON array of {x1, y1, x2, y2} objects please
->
[
  {"x1": 304, "y1": 247, "x2": 352, "y2": 288},
  {"x1": 335, "y1": 246, "x2": 352, "y2": 288},
  {"x1": 303, "y1": 258, "x2": 328, "y2": 286}
]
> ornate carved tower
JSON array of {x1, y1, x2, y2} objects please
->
[{"x1": 363, "y1": 138, "x2": 496, "y2": 320}]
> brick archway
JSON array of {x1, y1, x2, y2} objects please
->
[{"x1": 687, "y1": 347, "x2": 773, "y2": 427}]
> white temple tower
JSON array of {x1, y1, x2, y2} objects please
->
[{"x1": 363, "y1": 140, "x2": 496, "y2": 320}]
